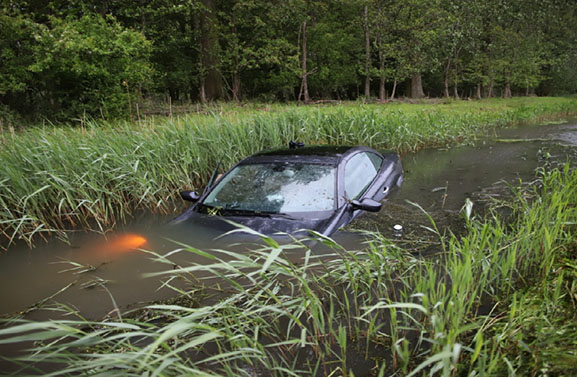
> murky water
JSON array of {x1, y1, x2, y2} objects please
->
[
  {"x1": 1, "y1": 120, "x2": 576, "y2": 321},
  {"x1": 400, "y1": 121, "x2": 577, "y2": 210},
  {"x1": 357, "y1": 121, "x2": 577, "y2": 240}
]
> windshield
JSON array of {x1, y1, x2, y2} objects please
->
[{"x1": 202, "y1": 163, "x2": 336, "y2": 213}]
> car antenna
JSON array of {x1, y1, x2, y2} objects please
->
[{"x1": 289, "y1": 140, "x2": 305, "y2": 149}]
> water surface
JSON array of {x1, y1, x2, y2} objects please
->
[{"x1": 1, "y1": 120, "x2": 576, "y2": 320}]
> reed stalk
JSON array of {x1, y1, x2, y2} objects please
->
[{"x1": 1, "y1": 164, "x2": 576, "y2": 376}]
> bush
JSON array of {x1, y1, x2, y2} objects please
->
[{"x1": 2, "y1": 13, "x2": 152, "y2": 120}]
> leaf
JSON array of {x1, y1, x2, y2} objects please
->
[{"x1": 260, "y1": 247, "x2": 284, "y2": 274}]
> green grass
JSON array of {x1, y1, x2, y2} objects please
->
[
  {"x1": 1, "y1": 97, "x2": 576, "y2": 247},
  {"x1": 1, "y1": 164, "x2": 576, "y2": 376}
]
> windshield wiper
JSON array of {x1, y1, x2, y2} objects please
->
[
  {"x1": 253, "y1": 211, "x2": 295, "y2": 219},
  {"x1": 199, "y1": 203, "x2": 295, "y2": 219},
  {"x1": 222, "y1": 208, "x2": 295, "y2": 219}
]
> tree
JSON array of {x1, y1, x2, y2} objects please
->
[
  {"x1": 2, "y1": 0, "x2": 577, "y2": 120},
  {"x1": 363, "y1": 3, "x2": 371, "y2": 98},
  {"x1": 307, "y1": 1, "x2": 362, "y2": 99},
  {"x1": 368, "y1": 0, "x2": 406, "y2": 101},
  {"x1": 537, "y1": 0, "x2": 577, "y2": 95},
  {"x1": 437, "y1": 0, "x2": 483, "y2": 98},
  {"x1": 391, "y1": 0, "x2": 442, "y2": 98},
  {"x1": 480, "y1": 0, "x2": 550, "y2": 97},
  {"x1": 29, "y1": 14, "x2": 151, "y2": 117},
  {"x1": 0, "y1": 11, "x2": 38, "y2": 101},
  {"x1": 111, "y1": 0, "x2": 211, "y2": 103},
  {"x1": 216, "y1": 0, "x2": 293, "y2": 102}
]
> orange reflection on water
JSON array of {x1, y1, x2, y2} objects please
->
[{"x1": 103, "y1": 234, "x2": 148, "y2": 253}]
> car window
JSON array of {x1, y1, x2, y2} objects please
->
[
  {"x1": 344, "y1": 152, "x2": 382, "y2": 199},
  {"x1": 203, "y1": 163, "x2": 336, "y2": 213}
]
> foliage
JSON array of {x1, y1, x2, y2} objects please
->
[
  {"x1": 30, "y1": 14, "x2": 152, "y2": 118},
  {"x1": 0, "y1": 97, "x2": 576, "y2": 247},
  {"x1": 367, "y1": 0, "x2": 411, "y2": 91},
  {"x1": 216, "y1": 0, "x2": 293, "y2": 101},
  {"x1": 112, "y1": 0, "x2": 204, "y2": 102},
  {"x1": 2, "y1": 0, "x2": 577, "y2": 120},
  {"x1": 306, "y1": 1, "x2": 362, "y2": 99},
  {"x1": 0, "y1": 6, "x2": 151, "y2": 120},
  {"x1": 0, "y1": 12, "x2": 38, "y2": 96}
]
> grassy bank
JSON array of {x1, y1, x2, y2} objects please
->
[
  {"x1": 1, "y1": 164, "x2": 576, "y2": 376},
  {"x1": 1, "y1": 97, "x2": 576, "y2": 247}
]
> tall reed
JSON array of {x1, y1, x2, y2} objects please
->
[
  {"x1": 1, "y1": 97, "x2": 576, "y2": 246},
  {"x1": 1, "y1": 164, "x2": 576, "y2": 376}
]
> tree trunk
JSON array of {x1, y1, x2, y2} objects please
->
[
  {"x1": 378, "y1": 51, "x2": 386, "y2": 102},
  {"x1": 141, "y1": 9, "x2": 146, "y2": 32},
  {"x1": 452, "y1": 48, "x2": 460, "y2": 99},
  {"x1": 503, "y1": 81, "x2": 512, "y2": 98},
  {"x1": 379, "y1": 78, "x2": 386, "y2": 102},
  {"x1": 300, "y1": 20, "x2": 310, "y2": 103},
  {"x1": 410, "y1": 73, "x2": 425, "y2": 99},
  {"x1": 487, "y1": 79, "x2": 494, "y2": 98},
  {"x1": 193, "y1": 12, "x2": 206, "y2": 104},
  {"x1": 231, "y1": 15, "x2": 241, "y2": 103},
  {"x1": 379, "y1": 71, "x2": 386, "y2": 101},
  {"x1": 364, "y1": 5, "x2": 371, "y2": 98},
  {"x1": 476, "y1": 84, "x2": 482, "y2": 100},
  {"x1": 199, "y1": 77, "x2": 207, "y2": 104},
  {"x1": 390, "y1": 79, "x2": 398, "y2": 99},
  {"x1": 444, "y1": 58, "x2": 451, "y2": 98},
  {"x1": 200, "y1": 0, "x2": 222, "y2": 100},
  {"x1": 232, "y1": 71, "x2": 241, "y2": 103}
]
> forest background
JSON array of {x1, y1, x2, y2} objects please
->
[{"x1": 1, "y1": 0, "x2": 576, "y2": 122}]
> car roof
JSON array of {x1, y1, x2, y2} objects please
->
[
  {"x1": 242, "y1": 145, "x2": 369, "y2": 165},
  {"x1": 253, "y1": 145, "x2": 354, "y2": 157}
]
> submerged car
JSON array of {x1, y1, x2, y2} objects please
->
[{"x1": 172, "y1": 144, "x2": 403, "y2": 237}]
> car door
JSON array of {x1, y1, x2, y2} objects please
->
[{"x1": 322, "y1": 151, "x2": 384, "y2": 234}]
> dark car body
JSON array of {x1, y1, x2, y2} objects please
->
[{"x1": 172, "y1": 145, "x2": 403, "y2": 237}]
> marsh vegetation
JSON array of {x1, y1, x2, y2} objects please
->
[
  {"x1": 2, "y1": 98, "x2": 577, "y2": 248},
  {"x1": 1, "y1": 163, "x2": 576, "y2": 376},
  {"x1": 1, "y1": 97, "x2": 577, "y2": 375}
]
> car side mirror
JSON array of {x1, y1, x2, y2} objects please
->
[
  {"x1": 351, "y1": 198, "x2": 382, "y2": 212},
  {"x1": 180, "y1": 190, "x2": 200, "y2": 202}
]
